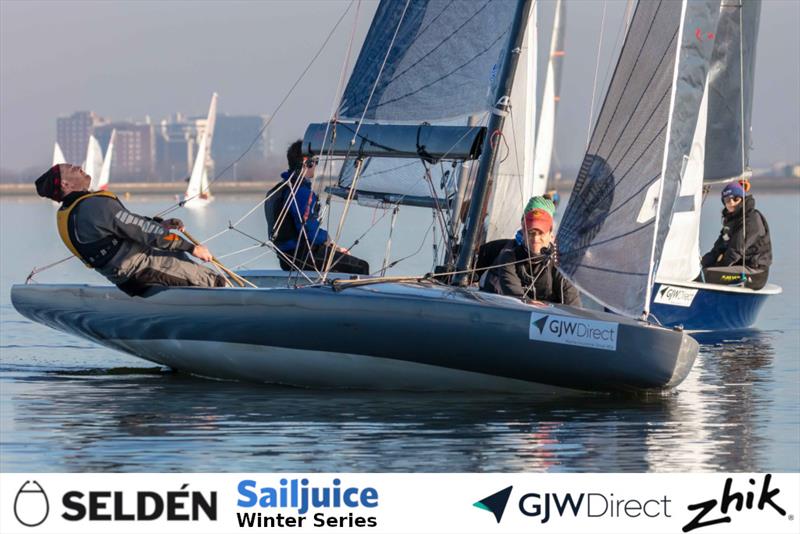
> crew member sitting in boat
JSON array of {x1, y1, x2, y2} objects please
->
[
  {"x1": 700, "y1": 181, "x2": 772, "y2": 290},
  {"x1": 35, "y1": 164, "x2": 226, "y2": 296},
  {"x1": 265, "y1": 140, "x2": 369, "y2": 275},
  {"x1": 480, "y1": 203, "x2": 580, "y2": 306},
  {"x1": 475, "y1": 196, "x2": 557, "y2": 275}
]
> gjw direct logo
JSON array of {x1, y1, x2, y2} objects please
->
[
  {"x1": 529, "y1": 312, "x2": 619, "y2": 351},
  {"x1": 474, "y1": 485, "x2": 671, "y2": 524}
]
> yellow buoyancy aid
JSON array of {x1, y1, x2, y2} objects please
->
[{"x1": 56, "y1": 191, "x2": 122, "y2": 268}]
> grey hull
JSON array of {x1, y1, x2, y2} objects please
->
[{"x1": 10, "y1": 281, "x2": 697, "y2": 393}]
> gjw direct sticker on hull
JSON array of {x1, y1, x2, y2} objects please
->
[{"x1": 529, "y1": 313, "x2": 619, "y2": 351}]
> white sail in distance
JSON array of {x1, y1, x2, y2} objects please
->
[
  {"x1": 184, "y1": 92, "x2": 218, "y2": 207},
  {"x1": 96, "y1": 129, "x2": 116, "y2": 191},
  {"x1": 531, "y1": 0, "x2": 566, "y2": 196},
  {"x1": 85, "y1": 135, "x2": 104, "y2": 191},
  {"x1": 52, "y1": 142, "x2": 66, "y2": 166}
]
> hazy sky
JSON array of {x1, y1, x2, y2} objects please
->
[{"x1": 1, "y1": 0, "x2": 798, "y2": 175}]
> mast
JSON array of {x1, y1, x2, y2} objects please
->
[{"x1": 452, "y1": 0, "x2": 533, "y2": 286}]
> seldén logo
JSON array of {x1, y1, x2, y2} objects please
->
[
  {"x1": 14, "y1": 481, "x2": 50, "y2": 527},
  {"x1": 682, "y1": 474, "x2": 788, "y2": 532},
  {"x1": 473, "y1": 486, "x2": 513, "y2": 523}
]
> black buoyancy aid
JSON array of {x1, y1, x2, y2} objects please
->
[{"x1": 57, "y1": 191, "x2": 124, "y2": 268}]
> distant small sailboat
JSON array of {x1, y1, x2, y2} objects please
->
[
  {"x1": 95, "y1": 129, "x2": 116, "y2": 191},
  {"x1": 52, "y1": 142, "x2": 66, "y2": 166},
  {"x1": 84, "y1": 135, "x2": 104, "y2": 191},
  {"x1": 182, "y1": 93, "x2": 218, "y2": 209}
]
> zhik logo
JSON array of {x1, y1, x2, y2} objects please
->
[
  {"x1": 474, "y1": 486, "x2": 513, "y2": 523},
  {"x1": 14, "y1": 480, "x2": 50, "y2": 527},
  {"x1": 682, "y1": 474, "x2": 787, "y2": 532}
]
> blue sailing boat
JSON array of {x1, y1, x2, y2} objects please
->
[{"x1": 650, "y1": 0, "x2": 781, "y2": 331}]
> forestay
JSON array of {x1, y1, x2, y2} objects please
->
[
  {"x1": 704, "y1": 0, "x2": 761, "y2": 183},
  {"x1": 557, "y1": 0, "x2": 720, "y2": 318}
]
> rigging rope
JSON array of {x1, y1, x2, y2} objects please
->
[{"x1": 155, "y1": 0, "x2": 358, "y2": 218}]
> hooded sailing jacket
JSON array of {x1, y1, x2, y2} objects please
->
[
  {"x1": 58, "y1": 191, "x2": 194, "y2": 283},
  {"x1": 267, "y1": 170, "x2": 329, "y2": 253},
  {"x1": 480, "y1": 241, "x2": 581, "y2": 307},
  {"x1": 701, "y1": 196, "x2": 772, "y2": 270}
]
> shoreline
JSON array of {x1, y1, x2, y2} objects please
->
[{"x1": 1, "y1": 175, "x2": 797, "y2": 198}]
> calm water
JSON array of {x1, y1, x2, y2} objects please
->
[{"x1": 1, "y1": 192, "x2": 798, "y2": 472}]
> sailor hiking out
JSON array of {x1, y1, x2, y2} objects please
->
[{"x1": 35, "y1": 164, "x2": 225, "y2": 296}]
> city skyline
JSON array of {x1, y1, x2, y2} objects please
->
[{"x1": 1, "y1": 0, "x2": 798, "y2": 177}]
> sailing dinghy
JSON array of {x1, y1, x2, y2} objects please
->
[
  {"x1": 650, "y1": 0, "x2": 781, "y2": 331},
  {"x1": 182, "y1": 93, "x2": 218, "y2": 209},
  {"x1": 12, "y1": 0, "x2": 715, "y2": 393}
]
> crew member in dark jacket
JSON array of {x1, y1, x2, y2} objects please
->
[
  {"x1": 701, "y1": 181, "x2": 772, "y2": 289},
  {"x1": 265, "y1": 140, "x2": 369, "y2": 275},
  {"x1": 35, "y1": 164, "x2": 225, "y2": 296},
  {"x1": 481, "y1": 207, "x2": 580, "y2": 306}
]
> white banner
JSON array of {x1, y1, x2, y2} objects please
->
[{"x1": 1, "y1": 473, "x2": 798, "y2": 534}]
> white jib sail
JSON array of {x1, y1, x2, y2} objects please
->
[
  {"x1": 484, "y1": 2, "x2": 537, "y2": 243},
  {"x1": 656, "y1": 83, "x2": 709, "y2": 283}
]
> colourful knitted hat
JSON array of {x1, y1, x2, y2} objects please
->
[{"x1": 524, "y1": 196, "x2": 556, "y2": 217}]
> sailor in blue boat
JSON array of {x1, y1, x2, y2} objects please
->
[
  {"x1": 265, "y1": 140, "x2": 369, "y2": 275},
  {"x1": 480, "y1": 203, "x2": 580, "y2": 306},
  {"x1": 700, "y1": 181, "x2": 772, "y2": 290},
  {"x1": 35, "y1": 164, "x2": 226, "y2": 296}
]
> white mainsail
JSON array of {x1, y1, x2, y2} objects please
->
[
  {"x1": 96, "y1": 129, "x2": 116, "y2": 191},
  {"x1": 52, "y1": 142, "x2": 66, "y2": 166},
  {"x1": 85, "y1": 135, "x2": 104, "y2": 191},
  {"x1": 531, "y1": 0, "x2": 566, "y2": 197},
  {"x1": 184, "y1": 92, "x2": 218, "y2": 207}
]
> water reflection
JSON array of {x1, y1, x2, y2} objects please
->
[
  {"x1": 0, "y1": 345, "x2": 770, "y2": 473},
  {"x1": 645, "y1": 331, "x2": 776, "y2": 471}
]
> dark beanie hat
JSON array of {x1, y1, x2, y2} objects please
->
[{"x1": 35, "y1": 165, "x2": 63, "y2": 201}]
